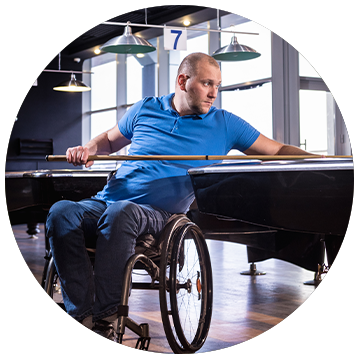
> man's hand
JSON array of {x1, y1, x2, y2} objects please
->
[
  {"x1": 65, "y1": 125, "x2": 131, "y2": 168},
  {"x1": 66, "y1": 146, "x2": 94, "y2": 168}
]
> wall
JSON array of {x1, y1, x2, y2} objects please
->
[{"x1": 6, "y1": 56, "x2": 83, "y2": 171}]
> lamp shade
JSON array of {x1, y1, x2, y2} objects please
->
[
  {"x1": 212, "y1": 36, "x2": 261, "y2": 61},
  {"x1": 100, "y1": 23, "x2": 156, "y2": 54},
  {"x1": 53, "y1": 73, "x2": 91, "y2": 92}
]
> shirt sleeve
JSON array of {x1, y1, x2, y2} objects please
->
[
  {"x1": 225, "y1": 112, "x2": 260, "y2": 152},
  {"x1": 117, "y1": 99, "x2": 144, "y2": 140}
]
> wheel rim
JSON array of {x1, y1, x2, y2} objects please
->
[
  {"x1": 159, "y1": 218, "x2": 191, "y2": 353},
  {"x1": 169, "y1": 224, "x2": 212, "y2": 352}
]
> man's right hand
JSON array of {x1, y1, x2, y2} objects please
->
[{"x1": 66, "y1": 146, "x2": 94, "y2": 168}]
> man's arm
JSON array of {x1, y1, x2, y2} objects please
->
[
  {"x1": 244, "y1": 134, "x2": 312, "y2": 156},
  {"x1": 66, "y1": 124, "x2": 131, "y2": 167}
]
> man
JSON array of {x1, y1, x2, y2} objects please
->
[{"x1": 46, "y1": 52, "x2": 311, "y2": 340}]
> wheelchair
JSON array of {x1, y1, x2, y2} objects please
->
[{"x1": 43, "y1": 213, "x2": 213, "y2": 354}]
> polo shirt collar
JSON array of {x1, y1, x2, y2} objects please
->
[{"x1": 162, "y1": 93, "x2": 207, "y2": 119}]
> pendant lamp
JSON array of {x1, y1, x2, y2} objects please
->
[
  {"x1": 212, "y1": 35, "x2": 261, "y2": 61},
  {"x1": 100, "y1": 22, "x2": 156, "y2": 54},
  {"x1": 53, "y1": 73, "x2": 91, "y2": 92}
]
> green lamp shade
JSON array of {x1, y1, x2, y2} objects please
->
[
  {"x1": 212, "y1": 36, "x2": 261, "y2": 62},
  {"x1": 100, "y1": 24, "x2": 156, "y2": 54}
]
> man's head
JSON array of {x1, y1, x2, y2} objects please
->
[
  {"x1": 177, "y1": 52, "x2": 220, "y2": 79},
  {"x1": 173, "y1": 53, "x2": 222, "y2": 116}
]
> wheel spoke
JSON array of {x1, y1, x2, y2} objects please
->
[{"x1": 159, "y1": 219, "x2": 212, "y2": 353}]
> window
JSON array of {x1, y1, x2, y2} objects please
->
[
  {"x1": 83, "y1": 54, "x2": 119, "y2": 169},
  {"x1": 220, "y1": 21, "x2": 271, "y2": 86},
  {"x1": 220, "y1": 20, "x2": 273, "y2": 141},
  {"x1": 299, "y1": 54, "x2": 336, "y2": 155},
  {"x1": 89, "y1": 54, "x2": 117, "y2": 140},
  {"x1": 299, "y1": 90, "x2": 334, "y2": 155},
  {"x1": 222, "y1": 83, "x2": 273, "y2": 139},
  {"x1": 91, "y1": 57, "x2": 117, "y2": 111},
  {"x1": 126, "y1": 55, "x2": 143, "y2": 104},
  {"x1": 90, "y1": 110, "x2": 117, "y2": 140}
]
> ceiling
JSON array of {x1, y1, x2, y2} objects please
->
[{"x1": 60, "y1": 6, "x2": 231, "y2": 60}]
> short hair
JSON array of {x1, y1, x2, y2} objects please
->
[{"x1": 177, "y1": 52, "x2": 220, "y2": 77}]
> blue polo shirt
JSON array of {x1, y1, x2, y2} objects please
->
[{"x1": 94, "y1": 93, "x2": 260, "y2": 213}]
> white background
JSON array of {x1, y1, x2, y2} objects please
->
[{"x1": 1, "y1": 1, "x2": 358, "y2": 359}]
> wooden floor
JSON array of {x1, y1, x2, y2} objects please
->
[{"x1": 13, "y1": 223, "x2": 316, "y2": 354}]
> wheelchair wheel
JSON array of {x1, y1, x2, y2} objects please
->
[
  {"x1": 159, "y1": 218, "x2": 213, "y2": 353},
  {"x1": 44, "y1": 255, "x2": 65, "y2": 310}
]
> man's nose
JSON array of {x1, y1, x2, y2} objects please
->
[{"x1": 208, "y1": 86, "x2": 218, "y2": 98}]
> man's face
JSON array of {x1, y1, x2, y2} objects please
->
[{"x1": 181, "y1": 61, "x2": 222, "y2": 115}]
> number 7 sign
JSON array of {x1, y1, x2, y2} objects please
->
[{"x1": 164, "y1": 28, "x2": 187, "y2": 51}]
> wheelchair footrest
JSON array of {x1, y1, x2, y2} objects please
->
[
  {"x1": 119, "y1": 318, "x2": 151, "y2": 350},
  {"x1": 135, "y1": 337, "x2": 151, "y2": 351}
]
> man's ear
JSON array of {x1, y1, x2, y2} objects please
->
[{"x1": 177, "y1": 74, "x2": 188, "y2": 91}]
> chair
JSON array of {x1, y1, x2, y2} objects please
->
[{"x1": 43, "y1": 213, "x2": 213, "y2": 354}]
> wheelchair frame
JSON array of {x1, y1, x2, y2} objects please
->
[{"x1": 43, "y1": 214, "x2": 213, "y2": 354}]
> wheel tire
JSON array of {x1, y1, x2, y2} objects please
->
[{"x1": 159, "y1": 217, "x2": 212, "y2": 353}]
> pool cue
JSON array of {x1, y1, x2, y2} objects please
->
[{"x1": 45, "y1": 154, "x2": 352, "y2": 162}]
